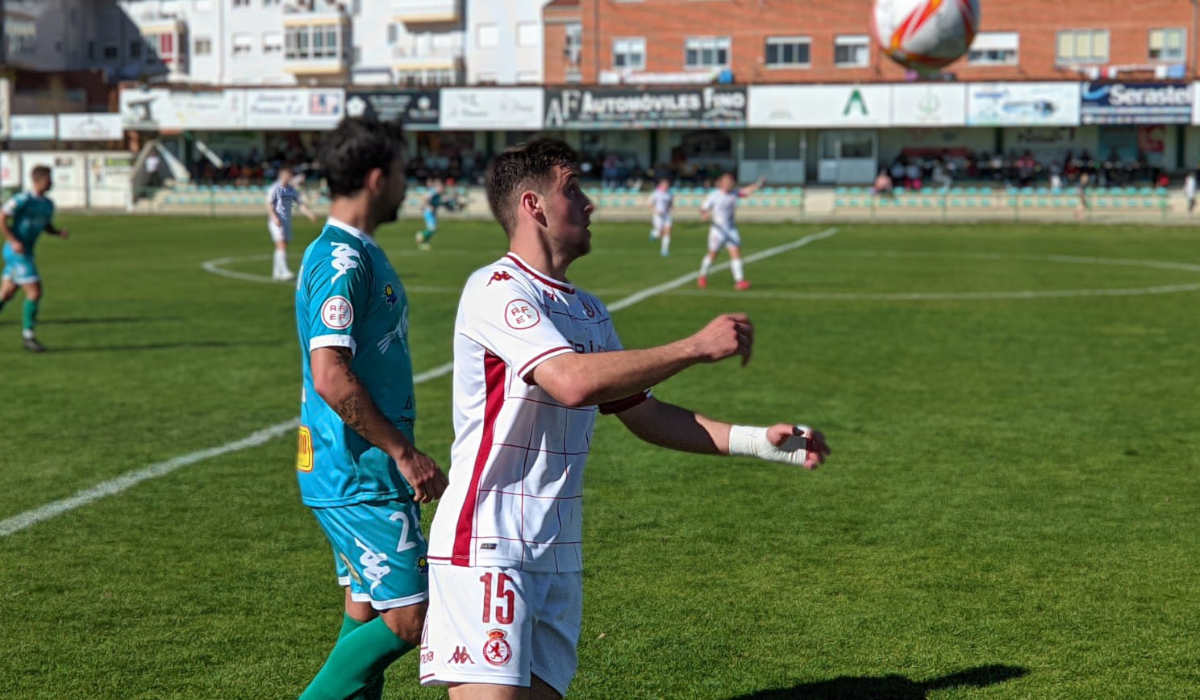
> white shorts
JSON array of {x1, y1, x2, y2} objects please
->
[
  {"x1": 269, "y1": 220, "x2": 291, "y2": 243},
  {"x1": 707, "y1": 224, "x2": 741, "y2": 251},
  {"x1": 652, "y1": 213, "x2": 672, "y2": 234},
  {"x1": 420, "y1": 565, "x2": 582, "y2": 696}
]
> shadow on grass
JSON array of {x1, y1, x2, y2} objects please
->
[{"x1": 730, "y1": 664, "x2": 1028, "y2": 699}]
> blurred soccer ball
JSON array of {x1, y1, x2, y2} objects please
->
[{"x1": 873, "y1": 0, "x2": 980, "y2": 71}]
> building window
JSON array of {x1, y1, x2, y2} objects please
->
[
  {"x1": 387, "y1": 24, "x2": 398, "y2": 44},
  {"x1": 967, "y1": 31, "x2": 1018, "y2": 65},
  {"x1": 263, "y1": 32, "x2": 282, "y2": 54},
  {"x1": 233, "y1": 33, "x2": 253, "y2": 56},
  {"x1": 613, "y1": 37, "x2": 645, "y2": 70},
  {"x1": 478, "y1": 24, "x2": 498, "y2": 48},
  {"x1": 685, "y1": 36, "x2": 730, "y2": 69},
  {"x1": 765, "y1": 36, "x2": 810, "y2": 67},
  {"x1": 286, "y1": 27, "x2": 310, "y2": 59},
  {"x1": 194, "y1": 37, "x2": 212, "y2": 56},
  {"x1": 130, "y1": 40, "x2": 142, "y2": 58},
  {"x1": 565, "y1": 23, "x2": 582, "y2": 66},
  {"x1": 834, "y1": 35, "x2": 869, "y2": 67},
  {"x1": 1056, "y1": 29, "x2": 1109, "y2": 64},
  {"x1": 517, "y1": 22, "x2": 539, "y2": 48},
  {"x1": 1149, "y1": 28, "x2": 1185, "y2": 61},
  {"x1": 232, "y1": 0, "x2": 250, "y2": 6},
  {"x1": 104, "y1": 44, "x2": 119, "y2": 59}
]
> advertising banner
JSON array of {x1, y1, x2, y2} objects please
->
[
  {"x1": 120, "y1": 88, "x2": 248, "y2": 130},
  {"x1": 0, "y1": 77, "x2": 10, "y2": 140},
  {"x1": 543, "y1": 86, "x2": 747, "y2": 129},
  {"x1": 9, "y1": 115, "x2": 56, "y2": 140},
  {"x1": 58, "y1": 113, "x2": 124, "y2": 141},
  {"x1": 244, "y1": 89, "x2": 345, "y2": 129},
  {"x1": 748, "y1": 85, "x2": 891, "y2": 127},
  {"x1": 0, "y1": 153, "x2": 18, "y2": 188},
  {"x1": 440, "y1": 88, "x2": 543, "y2": 130},
  {"x1": 1080, "y1": 82, "x2": 1191, "y2": 124},
  {"x1": 87, "y1": 153, "x2": 136, "y2": 208},
  {"x1": 345, "y1": 90, "x2": 439, "y2": 127},
  {"x1": 890, "y1": 84, "x2": 966, "y2": 127},
  {"x1": 966, "y1": 82, "x2": 1080, "y2": 126}
]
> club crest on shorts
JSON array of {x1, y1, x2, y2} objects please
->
[
  {"x1": 504, "y1": 300, "x2": 540, "y2": 330},
  {"x1": 482, "y1": 629, "x2": 512, "y2": 666},
  {"x1": 321, "y1": 296, "x2": 353, "y2": 329}
]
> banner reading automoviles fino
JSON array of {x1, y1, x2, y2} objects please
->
[{"x1": 543, "y1": 86, "x2": 747, "y2": 129}]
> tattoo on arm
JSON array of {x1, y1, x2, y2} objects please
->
[{"x1": 329, "y1": 348, "x2": 370, "y2": 435}]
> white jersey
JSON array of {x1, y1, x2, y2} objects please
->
[
  {"x1": 649, "y1": 189, "x2": 673, "y2": 216},
  {"x1": 427, "y1": 252, "x2": 646, "y2": 574},
  {"x1": 267, "y1": 182, "x2": 302, "y2": 229},
  {"x1": 702, "y1": 189, "x2": 740, "y2": 230}
]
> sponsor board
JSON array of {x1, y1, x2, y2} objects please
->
[
  {"x1": 244, "y1": 89, "x2": 345, "y2": 129},
  {"x1": 58, "y1": 113, "x2": 123, "y2": 141},
  {"x1": 890, "y1": 84, "x2": 966, "y2": 127},
  {"x1": 1079, "y1": 82, "x2": 1191, "y2": 125},
  {"x1": 544, "y1": 86, "x2": 747, "y2": 129},
  {"x1": 345, "y1": 90, "x2": 439, "y2": 127},
  {"x1": 440, "y1": 88, "x2": 543, "y2": 130},
  {"x1": 119, "y1": 88, "x2": 247, "y2": 130},
  {"x1": 9, "y1": 115, "x2": 56, "y2": 140},
  {"x1": 966, "y1": 82, "x2": 1080, "y2": 126},
  {"x1": 748, "y1": 85, "x2": 891, "y2": 127}
]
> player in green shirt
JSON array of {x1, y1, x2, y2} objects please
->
[{"x1": 0, "y1": 166, "x2": 68, "y2": 353}]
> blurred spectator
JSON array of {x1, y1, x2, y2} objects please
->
[
  {"x1": 873, "y1": 170, "x2": 894, "y2": 196},
  {"x1": 1185, "y1": 171, "x2": 1196, "y2": 214}
]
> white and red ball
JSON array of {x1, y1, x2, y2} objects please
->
[{"x1": 873, "y1": 0, "x2": 981, "y2": 71}]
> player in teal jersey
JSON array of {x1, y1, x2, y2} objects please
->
[
  {"x1": 0, "y1": 165, "x2": 67, "y2": 353},
  {"x1": 414, "y1": 178, "x2": 448, "y2": 250},
  {"x1": 294, "y1": 118, "x2": 448, "y2": 700}
]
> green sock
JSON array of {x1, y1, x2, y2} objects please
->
[
  {"x1": 338, "y1": 615, "x2": 383, "y2": 700},
  {"x1": 22, "y1": 299, "x2": 38, "y2": 333},
  {"x1": 301, "y1": 616, "x2": 410, "y2": 700}
]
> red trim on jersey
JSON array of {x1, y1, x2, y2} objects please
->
[
  {"x1": 598, "y1": 390, "x2": 650, "y2": 415},
  {"x1": 517, "y1": 345, "x2": 573, "y2": 380},
  {"x1": 452, "y1": 351, "x2": 507, "y2": 566},
  {"x1": 505, "y1": 253, "x2": 576, "y2": 294}
]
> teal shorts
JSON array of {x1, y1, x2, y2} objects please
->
[
  {"x1": 2, "y1": 246, "x2": 38, "y2": 285},
  {"x1": 313, "y1": 499, "x2": 429, "y2": 610}
]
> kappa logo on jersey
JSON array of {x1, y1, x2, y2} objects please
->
[
  {"x1": 449, "y1": 646, "x2": 475, "y2": 665},
  {"x1": 487, "y1": 270, "x2": 513, "y2": 286},
  {"x1": 321, "y1": 296, "x2": 354, "y2": 330},
  {"x1": 330, "y1": 242, "x2": 361, "y2": 282},
  {"x1": 504, "y1": 299, "x2": 540, "y2": 330},
  {"x1": 482, "y1": 629, "x2": 512, "y2": 667}
]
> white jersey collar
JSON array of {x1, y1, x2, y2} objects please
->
[
  {"x1": 326, "y1": 216, "x2": 376, "y2": 246},
  {"x1": 505, "y1": 252, "x2": 575, "y2": 294}
]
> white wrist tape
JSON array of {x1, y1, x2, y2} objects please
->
[{"x1": 729, "y1": 425, "x2": 810, "y2": 466}]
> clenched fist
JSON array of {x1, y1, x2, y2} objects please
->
[{"x1": 690, "y1": 313, "x2": 754, "y2": 366}]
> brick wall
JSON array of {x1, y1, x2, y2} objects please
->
[{"x1": 573, "y1": 0, "x2": 1197, "y2": 84}]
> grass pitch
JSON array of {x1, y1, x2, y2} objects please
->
[{"x1": 1, "y1": 214, "x2": 1198, "y2": 698}]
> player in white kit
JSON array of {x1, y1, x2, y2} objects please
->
[
  {"x1": 419, "y1": 139, "x2": 830, "y2": 698},
  {"x1": 265, "y1": 165, "x2": 316, "y2": 281},
  {"x1": 647, "y1": 178, "x2": 673, "y2": 256},
  {"x1": 698, "y1": 173, "x2": 765, "y2": 290}
]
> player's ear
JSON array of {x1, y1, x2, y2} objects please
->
[
  {"x1": 520, "y1": 189, "x2": 546, "y2": 228},
  {"x1": 365, "y1": 167, "x2": 385, "y2": 196}
]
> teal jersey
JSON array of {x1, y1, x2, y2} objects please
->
[
  {"x1": 2, "y1": 191, "x2": 55, "y2": 252},
  {"x1": 424, "y1": 192, "x2": 443, "y2": 213},
  {"x1": 295, "y1": 218, "x2": 416, "y2": 507}
]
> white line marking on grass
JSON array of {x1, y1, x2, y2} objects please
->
[
  {"x1": 201, "y1": 255, "x2": 459, "y2": 293},
  {"x1": 6, "y1": 228, "x2": 836, "y2": 537}
]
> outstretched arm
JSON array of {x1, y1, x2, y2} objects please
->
[
  {"x1": 738, "y1": 177, "x2": 766, "y2": 198},
  {"x1": 616, "y1": 396, "x2": 830, "y2": 469},
  {"x1": 311, "y1": 347, "x2": 448, "y2": 502},
  {"x1": 45, "y1": 222, "x2": 67, "y2": 238},
  {"x1": 530, "y1": 313, "x2": 753, "y2": 408}
]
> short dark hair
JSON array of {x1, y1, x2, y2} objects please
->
[
  {"x1": 485, "y1": 138, "x2": 580, "y2": 234},
  {"x1": 31, "y1": 165, "x2": 51, "y2": 180},
  {"x1": 319, "y1": 118, "x2": 405, "y2": 198}
]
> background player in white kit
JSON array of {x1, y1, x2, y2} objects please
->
[
  {"x1": 647, "y1": 178, "x2": 673, "y2": 256},
  {"x1": 698, "y1": 173, "x2": 765, "y2": 290},
  {"x1": 419, "y1": 139, "x2": 830, "y2": 698},
  {"x1": 266, "y1": 164, "x2": 316, "y2": 281}
]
